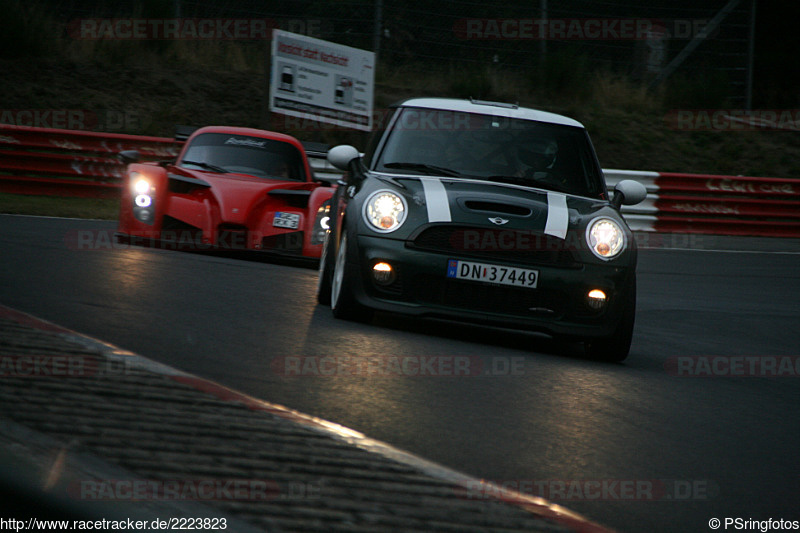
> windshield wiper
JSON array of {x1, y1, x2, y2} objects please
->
[
  {"x1": 181, "y1": 160, "x2": 229, "y2": 173},
  {"x1": 484, "y1": 175, "x2": 571, "y2": 194},
  {"x1": 383, "y1": 162, "x2": 462, "y2": 178}
]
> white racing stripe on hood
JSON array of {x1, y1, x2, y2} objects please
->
[
  {"x1": 544, "y1": 192, "x2": 569, "y2": 239},
  {"x1": 420, "y1": 178, "x2": 452, "y2": 222}
]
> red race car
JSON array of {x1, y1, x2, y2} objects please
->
[{"x1": 116, "y1": 126, "x2": 335, "y2": 260}]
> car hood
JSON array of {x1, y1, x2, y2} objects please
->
[
  {"x1": 379, "y1": 174, "x2": 611, "y2": 239},
  {"x1": 171, "y1": 168, "x2": 314, "y2": 225}
]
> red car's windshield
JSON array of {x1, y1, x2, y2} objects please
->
[{"x1": 181, "y1": 133, "x2": 305, "y2": 181}]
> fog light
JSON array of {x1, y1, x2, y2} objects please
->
[
  {"x1": 587, "y1": 289, "x2": 607, "y2": 309},
  {"x1": 134, "y1": 194, "x2": 152, "y2": 208},
  {"x1": 372, "y1": 262, "x2": 395, "y2": 285}
]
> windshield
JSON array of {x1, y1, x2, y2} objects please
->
[
  {"x1": 180, "y1": 133, "x2": 305, "y2": 181},
  {"x1": 373, "y1": 107, "x2": 605, "y2": 198}
]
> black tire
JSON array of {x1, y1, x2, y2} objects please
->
[
  {"x1": 584, "y1": 275, "x2": 636, "y2": 362},
  {"x1": 316, "y1": 230, "x2": 334, "y2": 305},
  {"x1": 330, "y1": 232, "x2": 371, "y2": 321}
]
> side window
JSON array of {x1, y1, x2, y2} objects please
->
[{"x1": 575, "y1": 132, "x2": 604, "y2": 197}]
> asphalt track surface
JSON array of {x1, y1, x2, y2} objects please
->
[{"x1": 1, "y1": 214, "x2": 799, "y2": 533}]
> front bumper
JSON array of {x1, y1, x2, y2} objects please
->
[
  {"x1": 346, "y1": 234, "x2": 636, "y2": 338},
  {"x1": 114, "y1": 229, "x2": 320, "y2": 264}
]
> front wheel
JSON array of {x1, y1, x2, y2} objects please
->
[
  {"x1": 316, "y1": 231, "x2": 333, "y2": 305},
  {"x1": 584, "y1": 275, "x2": 636, "y2": 362},
  {"x1": 330, "y1": 232, "x2": 371, "y2": 322}
]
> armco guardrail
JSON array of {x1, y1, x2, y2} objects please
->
[
  {"x1": 0, "y1": 124, "x2": 340, "y2": 198},
  {"x1": 0, "y1": 124, "x2": 180, "y2": 198},
  {"x1": 605, "y1": 170, "x2": 800, "y2": 238},
  {"x1": 1, "y1": 125, "x2": 798, "y2": 238}
]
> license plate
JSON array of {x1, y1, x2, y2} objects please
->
[
  {"x1": 446, "y1": 259, "x2": 538, "y2": 288},
  {"x1": 273, "y1": 212, "x2": 300, "y2": 229}
]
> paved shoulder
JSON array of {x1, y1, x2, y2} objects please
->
[{"x1": 0, "y1": 305, "x2": 611, "y2": 533}]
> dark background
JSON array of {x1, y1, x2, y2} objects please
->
[{"x1": 5, "y1": 0, "x2": 798, "y2": 107}]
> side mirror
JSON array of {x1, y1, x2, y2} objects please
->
[
  {"x1": 119, "y1": 150, "x2": 141, "y2": 164},
  {"x1": 327, "y1": 145, "x2": 361, "y2": 171},
  {"x1": 612, "y1": 179, "x2": 648, "y2": 208}
]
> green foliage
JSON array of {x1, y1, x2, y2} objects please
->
[
  {"x1": 447, "y1": 65, "x2": 494, "y2": 100},
  {"x1": 663, "y1": 71, "x2": 733, "y2": 109},
  {"x1": 533, "y1": 49, "x2": 595, "y2": 104},
  {"x1": 0, "y1": 0, "x2": 61, "y2": 58}
]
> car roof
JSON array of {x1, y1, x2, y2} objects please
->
[
  {"x1": 188, "y1": 126, "x2": 308, "y2": 153},
  {"x1": 394, "y1": 98, "x2": 585, "y2": 128}
]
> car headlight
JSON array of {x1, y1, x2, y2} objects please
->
[
  {"x1": 586, "y1": 217, "x2": 625, "y2": 259},
  {"x1": 130, "y1": 172, "x2": 155, "y2": 225},
  {"x1": 311, "y1": 200, "x2": 331, "y2": 245},
  {"x1": 363, "y1": 190, "x2": 407, "y2": 233},
  {"x1": 133, "y1": 176, "x2": 150, "y2": 195}
]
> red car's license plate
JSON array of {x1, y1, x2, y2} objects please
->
[{"x1": 273, "y1": 212, "x2": 300, "y2": 229}]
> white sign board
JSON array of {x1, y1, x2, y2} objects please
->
[{"x1": 269, "y1": 30, "x2": 375, "y2": 132}]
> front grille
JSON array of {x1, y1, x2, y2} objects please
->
[
  {"x1": 217, "y1": 223, "x2": 249, "y2": 249},
  {"x1": 410, "y1": 225, "x2": 580, "y2": 267},
  {"x1": 412, "y1": 275, "x2": 567, "y2": 318},
  {"x1": 261, "y1": 231, "x2": 304, "y2": 255}
]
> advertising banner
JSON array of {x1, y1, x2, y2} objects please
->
[{"x1": 270, "y1": 30, "x2": 375, "y2": 131}]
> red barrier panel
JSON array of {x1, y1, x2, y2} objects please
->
[
  {"x1": 648, "y1": 172, "x2": 800, "y2": 238},
  {"x1": 0, "y1": 124, "x2": 179, "y2": 157},
  {"x1": 657, "y1": 172, "x2": 799, "y2": 198},
  {"x1": 654, "y1": 195, "x2": 800, "y2": 219},
  {"x1": 652, "y1": 218, "x2": 800, "y2": 238},
  {"x1": 0, "y1": 124, "x2": 181, "y2": 198},
  {"x1": 0, "y1": 150, "x2": 123, "y2": 179}
]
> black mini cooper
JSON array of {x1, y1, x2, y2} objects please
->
[{"x1": 317, "y1": 98, "x2": 647, "y2": 361}]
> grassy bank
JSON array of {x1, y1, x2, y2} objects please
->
[
  {"x1": 0, "y1": 194, "x2": 120, "y2": 220},
  {"x1": 4, "y1": 56, "x2": 798, "y2": 176}
]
